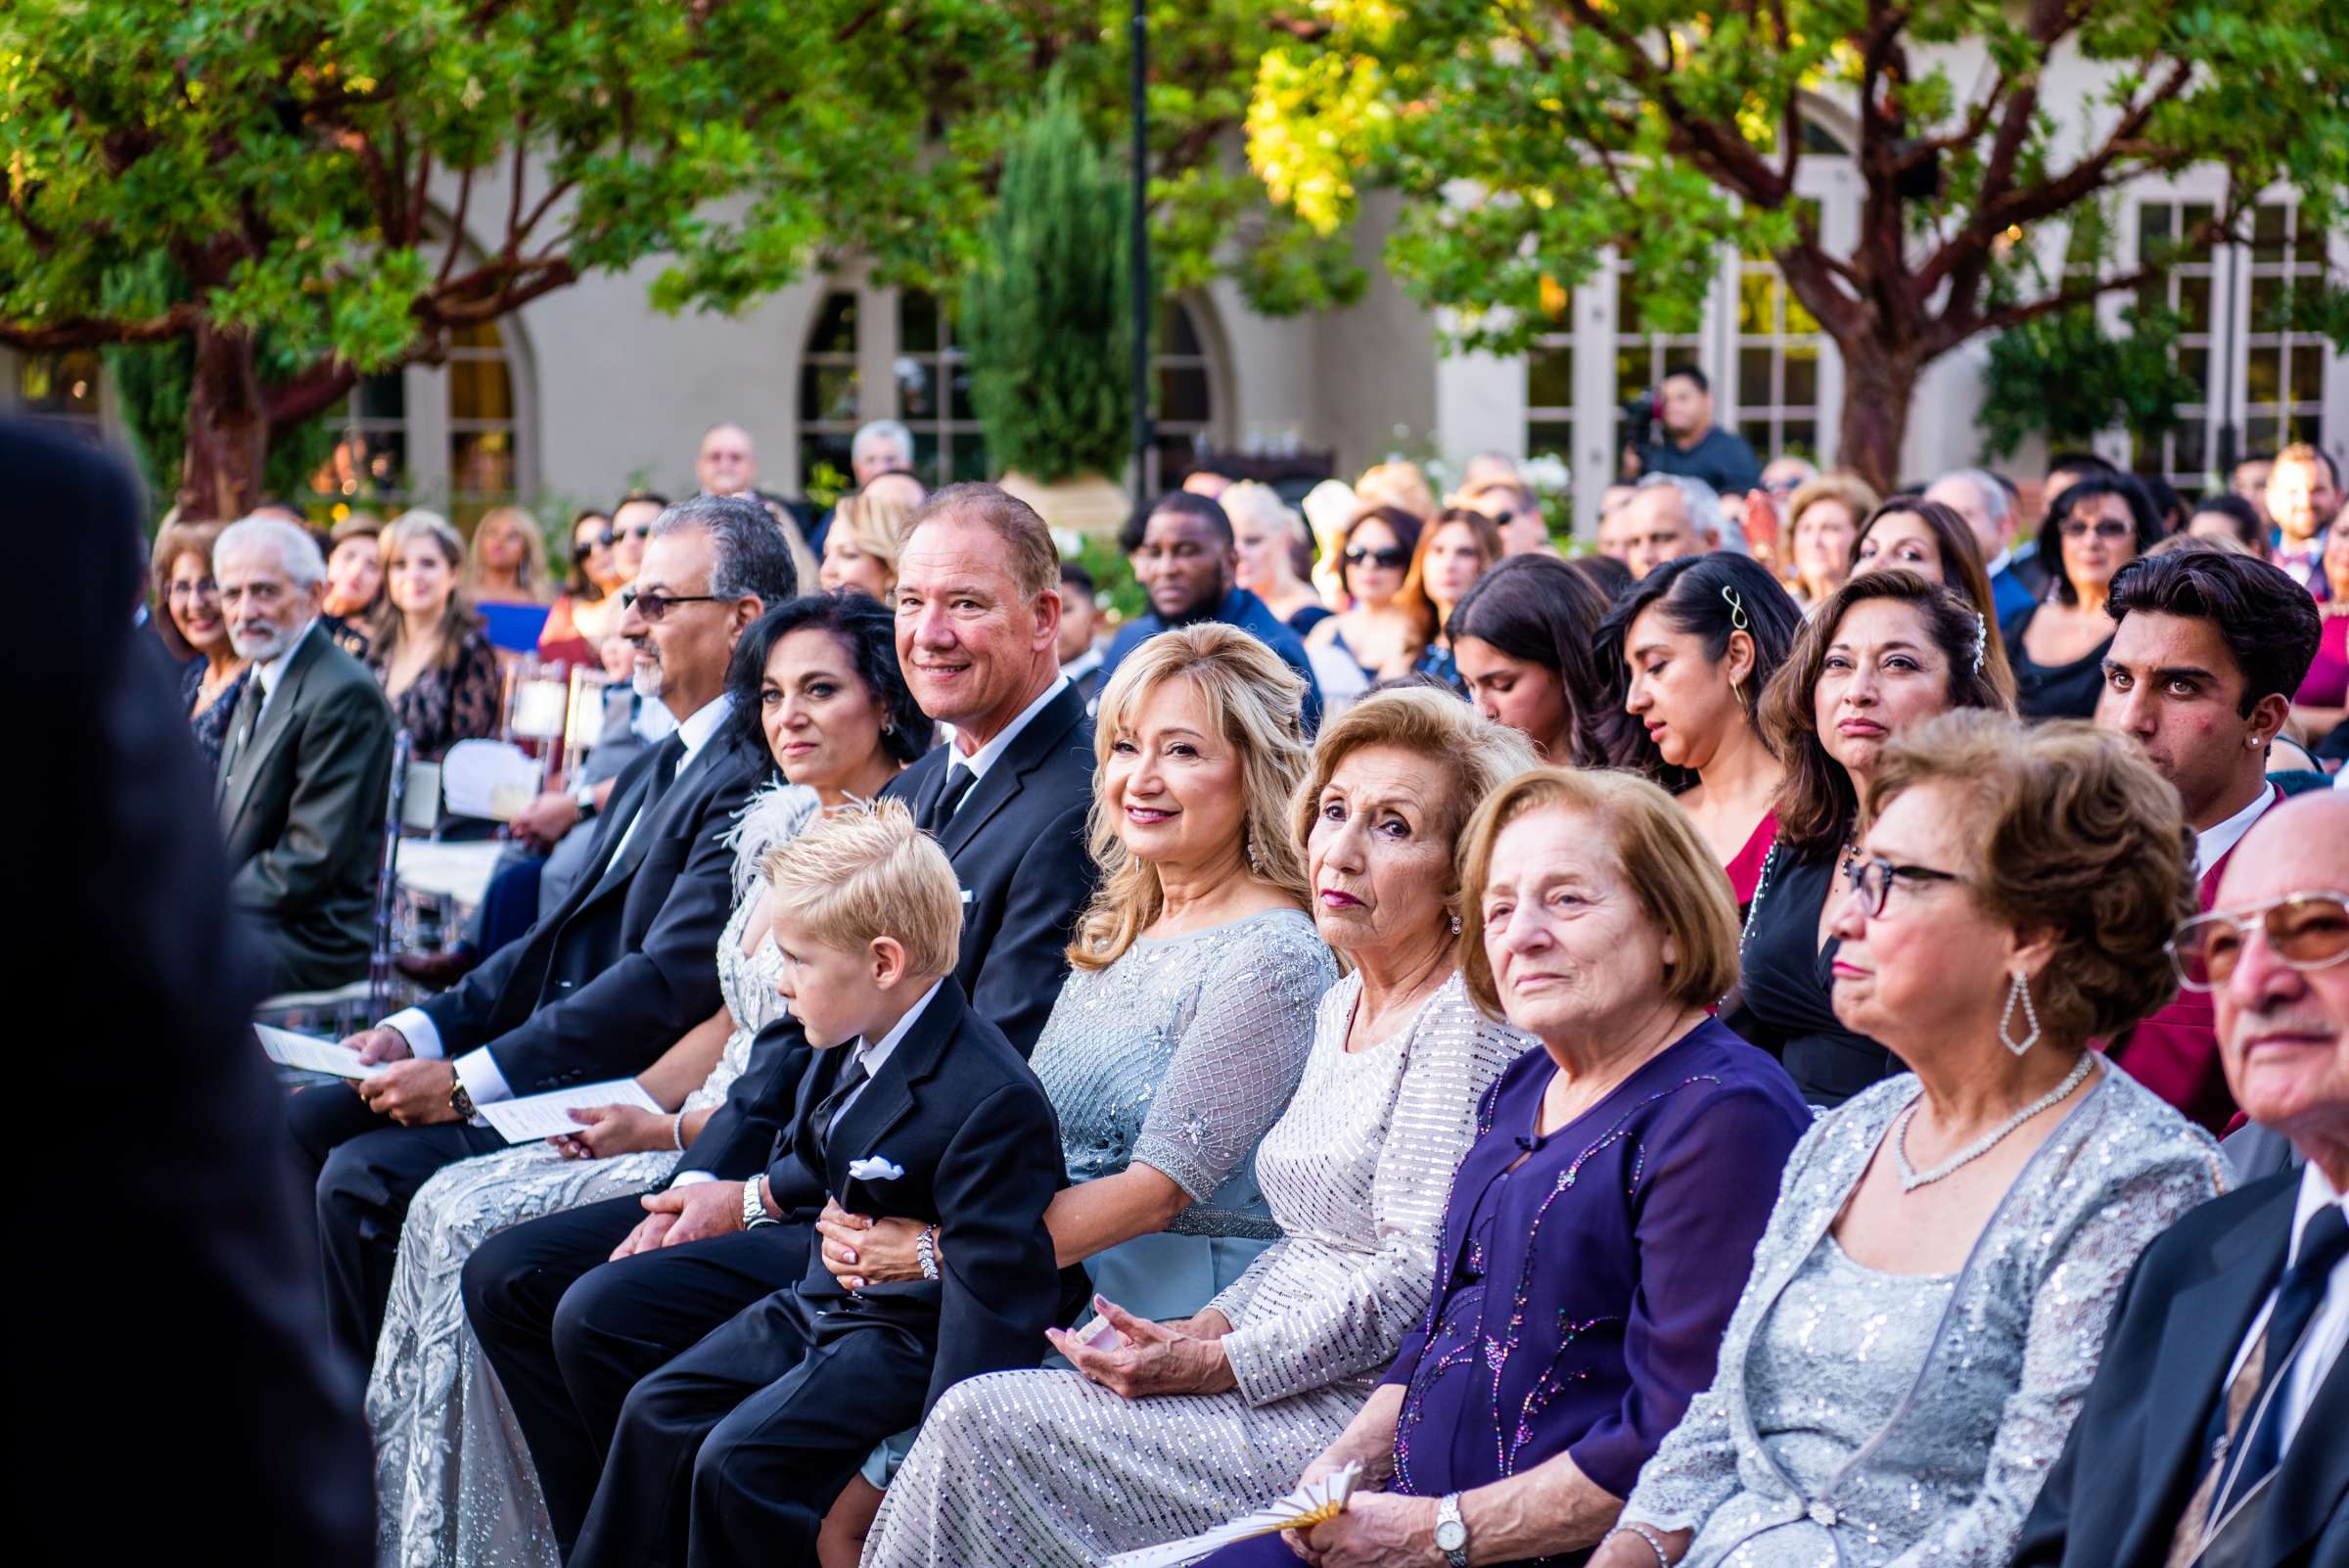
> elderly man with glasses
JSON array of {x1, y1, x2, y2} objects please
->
[{"x1": 2011, "y1": 789, "x2": 2349, "y2": 1568}]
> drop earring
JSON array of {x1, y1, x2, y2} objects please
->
[{"x1": 1999, "y1": 970, "x2": 2041, "y2": 1056}]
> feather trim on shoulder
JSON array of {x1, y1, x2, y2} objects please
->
[{"x1": 721, "y1": 780, "x2": 822, "y2": 902}]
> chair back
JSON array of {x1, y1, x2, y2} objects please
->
[{"x1": 370, "y1": 729, "x2": 413, "y2": 1017}]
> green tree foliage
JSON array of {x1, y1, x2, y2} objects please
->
[
  {"x1": 1977, "y1": 304, "x2": 2200, "y2": 461},
  {"x1": 2, "y1": 1, "x2": 1358, "y2": 517},
  {"x1": 961, "y1": 89, "x2": 1133, "y2": 483},
  {"x1": 1248, "y1": 0, "x2": 2349, "y2": 488}
]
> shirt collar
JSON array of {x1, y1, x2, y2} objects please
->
[
  {"x1": 669, "y1": 691, "x2": 733, "y2": 768},
  {"x1": 950, "y1": 674, "x2": 1069, "y2": 784},
  {"x1": 852, "y1": 978, "x2": 944, "y2": 1084},
  {"x1": 2195, "y1": 783, "x2": 2278, "y2": 877},
  {"x1": 1060, "y1": 647, "x2": 1103, "y2": 684},
  {"x1": 2290, "y1": 1160, "x2": 2348, "y2": 1268},
  {"x1": 1985, "y1": 546, "x2": 2013, "y2": 577}
]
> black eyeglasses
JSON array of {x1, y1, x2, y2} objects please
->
[
  {"x1": 1846, "y1": 855, "x2": 1966, "y2": 917},
  {"x1": 621, "y1": 587, "x2": 725, "y2": 623},
  {"x1": 2057, "y1": 518, "x2": 2134, "y2": 541},
  {"x1": 1345, "y1": 546, "x2": 1410, "y2": 571},
  {"x1": 2168, "y1": 893, "x2": 2349, "y2": 992},
  {"x1": 599, "y1": 524, "x2": 653, "y2": 548}
]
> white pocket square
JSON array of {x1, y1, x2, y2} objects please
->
[{"x1": 847, "y1": 1155, "x2": 904, "y2": 1182}]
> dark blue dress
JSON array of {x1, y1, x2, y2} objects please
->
[
  {"x1": 180, "y1": 657, "x2": 249, "y2": 776},
  {"x1": 1202, "y1": 1020, "x2": 1809, "y2": 1567}
]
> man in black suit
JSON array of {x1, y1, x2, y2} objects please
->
[
  {"x1": 211, "y1": 514, "x2": 397, "y2": 992},
  {"x1": 2011, "y1": 790, "x2": 2349, "y2": 1568},
  {"x1": 572, "y1": 805, "x2": 1065, "y2": 1568},
  {"x1": 464, "y1": 482, "x2": 1098, "y2": 1551},
  {"x1": 287, "y1": 493, "x2": 795, "y2": 1362},
  {"x1": 13, "y1": 422, "x2": 371, "y2": 1566}
]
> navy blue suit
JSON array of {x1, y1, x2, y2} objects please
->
[{"x1": 1100, "y1": 587, "x2": 1323, "y2": 733}]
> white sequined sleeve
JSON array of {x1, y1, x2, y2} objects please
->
[
  {"x1": 1874, "y1": 1144, "x2": 2221, "y2": 1568},
  {"x1": 1130, "y1": 917, "x2": 1334, "y2": 1204},
  {"x1": 1216, "y1": 983, "x2": 1520, "y2": 1407}
]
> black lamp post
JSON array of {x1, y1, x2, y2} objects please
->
[{"x1": 1129, "y1": 0, "x2": 1152, "y2": 510}]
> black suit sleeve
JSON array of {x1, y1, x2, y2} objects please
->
[
  {"x1": 668, "y1": 1016, "x2": 811, "y2": 1183},
  {"x1": 224, "y1": 674, "x2": 393, "y2": 924},
  {"x1": 481, "y1": 761, "x2": 759, "y2": 1091},
  {"x1": 972, "y1": 797, "x2": 1095, "y2": 1055},
  {"x1": 923, "y1": 1080, "x2": 1065, "y2": 1414}
]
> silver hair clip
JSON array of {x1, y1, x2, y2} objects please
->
[
  {"x1": 1969, "y1": 612, "x2": 1989, "y2": 674},
  {"x1": 1721, "y1": 584, "x2": 1751, "y2": 632}
]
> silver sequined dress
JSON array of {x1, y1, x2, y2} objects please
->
[
  {"x1": 366, "y1": 783, "x2": 815, "y2": 1568},
  {"x1": 859, "y1": 969, "x2": 1526, "y2": 1568},
  {"x1": 1621, "y1": 1063, "x2": 2225, "y2": 1568}
]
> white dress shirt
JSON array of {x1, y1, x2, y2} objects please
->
[
  {"x1": 2220, "y1": 1161, "x2": 2349, "y2": 1453},
  {"x1": 944, "y1": 674, "x2": 1069, "y2": 798},
  {"x1": 2194, "y1": 785, "x2": 2278, "y2": 877},
  {"x1": 246, "y1": 618, "x2": 318, "y2": 727},
  {"x1": 384, "y1": 691, "x2": 734, "y2": 1107}
]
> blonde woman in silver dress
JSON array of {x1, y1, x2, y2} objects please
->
[
  {"x1": 860, "y1": 688, "x2": 1540, "y2": 1568},
  {"x1": 369, "y1": 596, "x2": 923, "y2": 1568}
]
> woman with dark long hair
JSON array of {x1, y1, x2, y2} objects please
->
[
  {"x1": 367, "y1": 511, "x2": 503, "y2": 760},
  {"x1": 2002, "y1": 473, "x2": 2162, "y2": 719},
  {"x1": 1447, "y1": 552, "x2": 1619, "y2": 767}
]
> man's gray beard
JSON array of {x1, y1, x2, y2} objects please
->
[
  {"x1": 631, "y1": 662, "x2": 663, "y2": 699},
  {"x1": 230, "y1": 625, "x2": 292, "y2": 662}
]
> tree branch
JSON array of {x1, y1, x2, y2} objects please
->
[
  {"x1": 0, "y1": 303, "x2": 203, "y2": 351},
  {"x1": 438, "y1": 167, "x2": 476, "y2": 288}
]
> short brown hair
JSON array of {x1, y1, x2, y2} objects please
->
[
  {"x1": 1867, "y1": 711, "x2": 2195, "y2": 1045},
  {"x1": 1456, "y1": 767, "x2": 1740, "y2": 1018},
  {"x1": 761, "y1": 799, "x2": 962, "y2": 980},
  {"x1": 1785, "y1": 472, "x2": 1881, "y2": 537},
  {"x1": 902, "y1": 482, "x2": 1060, "y2": 602},
  {"x1": 1762, "y1": 570, "x2": 2016, "y2": 853},
  {"x1": 1290, "y1": 687, "x2": 1541, "y2": 919}
]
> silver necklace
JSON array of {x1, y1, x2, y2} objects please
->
[{"x1": 1892, "y1": 1051, "x2": 2096, "y2": 1191}]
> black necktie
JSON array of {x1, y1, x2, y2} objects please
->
[
  {"x1": 813, "y1": 1056, "x2": 870, "y2": 1140},
  {"x1": 920, "y1": 763, "x2": 976, "y2": 834},
  {"x1": 220, "y1": 672, "x2": 267, "y2": 783},
  {"x1": 633, "y1": 732, "x2": 687, "y2": 819},
  {"x1": 2212, "y1": 1203, "x2": 2349, "y2": 1521}
]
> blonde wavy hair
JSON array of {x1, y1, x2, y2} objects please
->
[
  {"x1": 761, "y1": 798, "x2": 963, "y2": 979},
  {"x1": 1070, "y1": 624, "x2": 1313, "y2": 970}
]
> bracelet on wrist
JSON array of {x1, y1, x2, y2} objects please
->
[
  {"x1": 914, "y1": 1224, "x2": 942, "y2": 1281},
  {"x1": 1606, "y1": 1523, "x2": 1672, "y2": 1568},
  {"x1": 670, "y1": 1112, "x2": 688, "y2": 1152}
]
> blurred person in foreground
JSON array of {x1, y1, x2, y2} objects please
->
[
  {"x1": 13, "y1": 419, "x2": 371, "y2": 1566},
  {"x1": 1596, "y1": 711, "x2": 2224, "y2": 1568},
  {"x1": 2011, "y1": 789, "x2": 2349, "y2": 1568}
]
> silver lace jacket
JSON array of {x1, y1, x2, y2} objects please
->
[{"x1": 1621, "y1": 1062, "x2": 2225, "y2": 1568}]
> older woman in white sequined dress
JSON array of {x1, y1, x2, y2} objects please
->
[
  {"x1": 1590, "y1": 714, "x2": 2227, "y2": 1568},
  {"x1": 858, "y1": 688, "x2": 1540, "y2": 1568}
]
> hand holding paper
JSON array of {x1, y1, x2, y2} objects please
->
[
  {"x1": 255, "y1": 1024, "x2": 371, "y2": 1080},
  {"x1": 475, "y1": 1079, "x2": 664, "y2": 1143}
]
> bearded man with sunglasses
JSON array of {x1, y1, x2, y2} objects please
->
[
  {"x1": 2094, "y1": 545, "x2": 2324, "y2": 1134},
  {"x1": 2011, "y1": 789, "x2": 2349, "y2": 1568},
  {"x1": 288, "y1": 494, "x2": 797, "y2": 1365}
]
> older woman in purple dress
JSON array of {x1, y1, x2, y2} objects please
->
[{"x1": 1206, "y1": 766, "x2": 1811, "y2": 1568}]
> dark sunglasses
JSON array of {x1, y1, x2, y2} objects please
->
[
  {"x1": 620, "y1": 587, "x2": 725, "y2": 623},
  {"x1": 599, "y1": 523, "x2": 653, "y2": 548},
  {"x1": 2057, "y1": 518, "x2": 2134, "y2": 541},
  {"x1": 1345, "y1": 545, "x2": 1410, "y2": 571}
]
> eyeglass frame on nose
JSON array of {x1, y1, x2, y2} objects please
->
[
  {"x1": 2166, "y1": 891, "x2": 2349, "y2": 992},
  {"x1": 1844, "y1": 854, "x2": 1967, "y2": 918},
  {"x1": 621, "y1": 586, "x2": 728, "y2": 623},
  {"x1": 2055, "y1": 518, "x2": 2134, "y2": 541}
]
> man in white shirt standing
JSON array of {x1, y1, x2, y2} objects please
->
[
  {"x1": 2011, "y1": 790, "x2": 2349, "y2": 1568},
  {"x1": 288, "y1": 494, "x2": 798, "y2": 1365}
]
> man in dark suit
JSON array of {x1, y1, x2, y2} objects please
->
[
  {"x1": 211, "y1": 514, "x2": 397, "y2": 992},
  {"x1": 13, "y1": 422, "x2": 371, "y2": 1566},
  {"x1": 2011, "y1": 790, "x2": 2349, "y2": 1568},
  {"x1": 572, "y1": 807, "x2": 1065, "y2": 1568},
  {"x1": 287, "y1": 493, "x2": 796, "y2": 1362},
  {"x1": 464, "y1": 482, "x2": 1098, "y2": 1551}
]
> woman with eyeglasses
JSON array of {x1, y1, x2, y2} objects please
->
[
  {"x1": 1410, "y1": 507, "x2": 1503, "y2": 691},
  {"x1": 1592, "y1": 711, "x2": 2221, "y2": 1568},
  {"x1": 538, "y1": 509, "x2": 630, "y2": 668},
  {"x1": 367, "y1": 512, "x2": 504, "y2": 761},
  {"x1": 152, "y1": 519, "x2": 250, "y2": 773},
  {"x1": 1601, "y1": 554, "x2": 1804, "y2": 906},
  {"x1": 1304, "y1": 506, "x2": 1437, "y2": 702},
  {"x1": 1729, "y1": 572, "x2": 2014, "y2": 1108},
  {"x1": 2002, "y1": 473, "x2": 2163, "y2": 720}
]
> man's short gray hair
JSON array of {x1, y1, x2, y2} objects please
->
[
  {"x1": 1635, "y1": 472, "x2": 1733, "y2": 549},
  {"x1": 214, "y1": 514, "x2": 327, "y2": 589},
  {"x1": 852, "y1": 419, "x2": 914, "y2": 467},
  {"x1": 652, "y1": 493, "x2": 798, "y2": 606},
  {"x1": 1934, "y1": 468, "x2": 2015, "y2": 531}
]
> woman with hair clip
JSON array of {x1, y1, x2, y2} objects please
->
[
  {"x1": 1728, "y1": 572, "x2": 2015, "y2": 1107},
  {"x1": 1601, "y1": 554, "x2": 1805, "y2": 905},
  {"x1": 1849, "y1": 495, "x2": 2015, "y2": 690},
  {"x1": 1449, "y1": 552, "x2": 1623, "y2": 767}
]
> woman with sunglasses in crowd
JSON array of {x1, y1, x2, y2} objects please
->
[
  {"x1": 538, "y1": 509, "x2": 631, "y2": 668},
  {"x1": 2002, "y1": 474, "x2": 2163, "y2": 720},
  {"x1": 1304, "y1": 506, "x2": 1437, "y2": 705}
]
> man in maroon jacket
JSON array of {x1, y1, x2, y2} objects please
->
[{"x1": 2095, "y1": 543, "x2": 2322, "y2": 1132}]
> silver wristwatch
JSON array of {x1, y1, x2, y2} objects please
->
[
  {"x1": 1434, "y1": 1493, "x2": 1468, "y2": 1568},
  {"x1": 741, "y1": 1177, "x2": 776, "y2": 1229}
]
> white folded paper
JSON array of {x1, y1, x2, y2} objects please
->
[
  {"x1": 256, "y1": 1024, "x2": 372, "y2": 1080},
  {"x1": 476, "y1": 1078, "x2": 665, "y2": 1143},
  {"x1": 1100, "y1": 1461, "x2": 1363, "y2": 1568},
  {"x1": 440, "y1": 739, "x2": 543, "y2": 821}
]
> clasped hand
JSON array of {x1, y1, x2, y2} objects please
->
[
  {"x1": 814, "y1": 1200, "x2": 927, "y2": 1291},
  {"x1": 609, "y1": 1178, "x2": 755, "y2": 1261},
  {"x1": 1043, "y1": 1297, "x2": 1238, "y2": 1399}
]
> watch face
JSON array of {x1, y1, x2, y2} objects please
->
[{"x1": 1435, "y1": 1518, "x2": 1467, "y2": 1550}]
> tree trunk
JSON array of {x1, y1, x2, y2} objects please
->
[
  {"x1": 1833, "y1": 341, "x2": 1923, "y2": 494},
  {"x1": 177, "y1": 320, "x2": 269, "y2": 521}
]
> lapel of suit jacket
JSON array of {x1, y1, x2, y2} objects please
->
[
  {"x1": 2252, "y1": 1343, "x2": 2349, "y2": 1568},
  {"x1": 218, "y1": 624, "x2": 325, "y2": 836},
  {"x1": 934, "y1": 685, "x2": 1083, "y2": 860},
  {"x1": 819, "y1": 981, "x2": 964, "y2": 1199},
  {"x1": 2118, "y1": 1175, "x2": 2298, "y2": 1568},
  {"x1": 577, "y1": 725, "x2": 735, "y2": 909}
]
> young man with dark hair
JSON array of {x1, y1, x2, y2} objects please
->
[
  {"x1": 2094, "y1": 543, "x2": 2324, "y2": 1131},
  {"x1": 1056, "y1": 561, "x2": 1105, "y2": 710},
  {"x1": 1636, "y1": 364, "x2": 1762, "y2": 498}
]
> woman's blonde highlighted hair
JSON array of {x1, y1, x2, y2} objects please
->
[
  {"x1": 832, "y1": 488, "x2": 916, "y2": 585},
  {"x1": 1072, "y1": 623, "x2": 1314, "y2": 970},
  {"x1": 1454, "y1": 767, "x2": 1742, "y2": 1021},
  {"x1": 761, "y1": 799, "x2": 963, "y2": 979}
]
